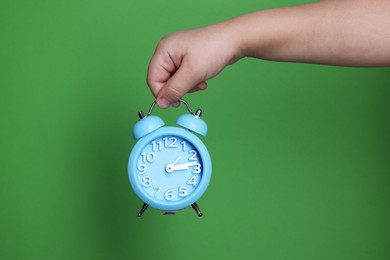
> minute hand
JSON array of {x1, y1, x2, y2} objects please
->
[{"x1": 171, "y1": 162, "x2": 198, "y2": 171}]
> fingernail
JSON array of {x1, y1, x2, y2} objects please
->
[{"x1": 157, "y1": 98, "x2": 170, "y2": 108}]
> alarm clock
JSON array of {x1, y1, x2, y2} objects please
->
[{"x1": 128, "y1": 99, "x2": 212, "y2": 217}]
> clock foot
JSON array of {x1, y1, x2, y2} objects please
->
[
  {"x1": 137, "y1": 203, "x2": 149, "y2": 217},
  {"x1": 191, "y1": 202, "x2": 203, "y2": 217},
  {"x1": 163, "y1": 211, "x2": 176, "y2": 215}
]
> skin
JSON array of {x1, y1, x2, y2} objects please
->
[{"x1": 147, "y1": 0, "x2": 390, "y2": 108}]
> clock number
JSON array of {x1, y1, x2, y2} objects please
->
[
  {"x1": 187, "y1": 176, "x2": 198, "y2": 187},
  {"x1": 188, "y1": 150, "x2": 197, "y2": 161},
  {"x1": 137, "y1": 164, "x2": 147, "y2": 174},
  {"x1": 141, "y1": 152, "x2": 155, "y2": 163},
  {"x1": 163, "y1": 137, "x2": 177, "y2": 148},
  {"x1": 150, "y1": 141, "x2": 162, "y2": 151},
  {"x1": 164, "y1": 190, "x2": 174, "y2": 201},
  {"x1": 168, "y1": 137, "x2": 177, "y2": 147},
  {"x1": 153, "y1": 186, "x2": 162, "y2": 197},
  {"x1": 181, "y1": 141, "x2": 186, "y2": 151},
  {"x1": 178, "y1": 186, "x2": 188, "y2": 197},
  {"x1": 192, "y1": 163, "x2": 201, "y2": 174},
  {"x1": 142, "y1": 176, "x2": 152, "y2": 187}
]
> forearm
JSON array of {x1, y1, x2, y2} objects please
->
[{"x1": 228, "y1": 0, "x2": 390, "y2": 66}]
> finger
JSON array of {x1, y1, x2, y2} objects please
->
[
  {"x1": 189, "y1": 81, "x2": 208, "y2": 93},
  {"x1": 156, "y1": 59, "x2": 204, "y2": 108},
  {"x1": 147, "y1": 47, "x2": 181, "y2": 98},
  {"x1": 172, "y1": 101, "x2": 181, "y2": 108}
]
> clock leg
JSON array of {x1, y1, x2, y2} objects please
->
[
  {"x1": 191, "y1": 202, "x2": 203, "y2": 217},
  {"x1": 137, "y1": 203, "x2": 149, "y2": 217}
]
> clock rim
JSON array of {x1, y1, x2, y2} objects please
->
[{"x1": 128, "y1": 126, "x2": 212, "y2": 211}]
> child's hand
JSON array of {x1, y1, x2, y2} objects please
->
[
  {"x1": 147, "y1": 0, "x2": 390, "y2": 109},
  {"x1": 147, "y1": 23, "x2": 242, "y2": 108}
]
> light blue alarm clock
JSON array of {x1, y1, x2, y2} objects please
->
[{"x1": 128, "y1": 99, "x2": 211, "y2": 217}]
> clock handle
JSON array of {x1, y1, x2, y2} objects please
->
[{"x1": 147, "y1": 99, "x2": 194, "y2": 115}]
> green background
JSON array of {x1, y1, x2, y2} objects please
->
[{"x1": 1, "y1": 0, "x2": 389, "y2": 259}]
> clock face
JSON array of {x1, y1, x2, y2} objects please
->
[{"x1": 135, "y1": 135, "x2": 203, "y2": 204}]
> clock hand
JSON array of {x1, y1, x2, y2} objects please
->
[
  {"x1": 165, "y1": 161, "x2": 198, "y2": 173},
  {"x1": 171, "y1": 156, "x2": 181, "y2": 166},
  {"x1": 165, "y1": 156, "x2": 182, "y2": 173},
  {"x1": 170, "y1": 162, "x2": 198, "y2": 171}
]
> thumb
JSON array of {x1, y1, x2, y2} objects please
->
[{"x1": 156, "y1": 60, "x2": 204, "y2": 108}]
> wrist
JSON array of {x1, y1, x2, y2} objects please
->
[
  {"x1": 228, "y1": 11, "x2": 276, "y2": 60},
  {"x1": 207, "y1": 19, "x2": 247, "y2": 65},
  {"x1": 224, "y1": 21, "x2": 246, "y2": 62}
]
